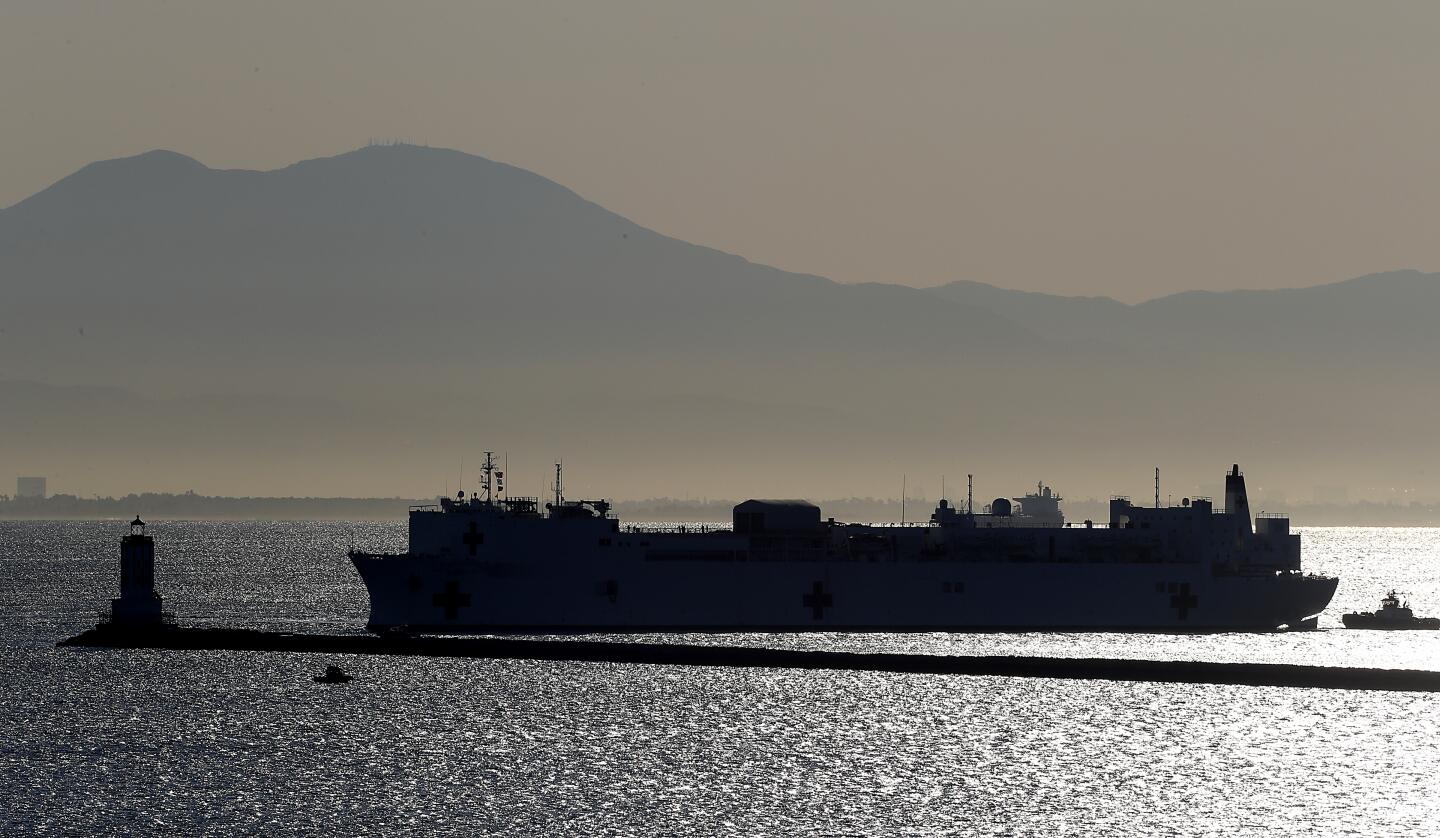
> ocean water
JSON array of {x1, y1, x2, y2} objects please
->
[{"x1": 2, "y1": 522, "x2": 1438, "y2": 836}]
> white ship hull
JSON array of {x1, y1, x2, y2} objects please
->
[
  {"x1": 350, "y1": 465, "x2": 1338, "y2": 633},
  {"x1": 353, "y1": 551, "x2": 1337, "y2": 632}
]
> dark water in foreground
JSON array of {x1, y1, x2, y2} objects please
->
[{"x1": 2, "y1": 522, "x2": 1439, "y2": 836}]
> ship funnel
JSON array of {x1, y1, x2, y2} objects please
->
[{"x1": 1224, "y1": 464, "x2": 1253, "y2": 535}]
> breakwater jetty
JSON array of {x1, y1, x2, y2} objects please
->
[{"x1": 60, "y1": 625, "x2": 1440, "y2": 692}]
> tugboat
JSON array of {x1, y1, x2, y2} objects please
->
[
  {"x1": 1342, "y1": 591, "x2": 1440, "y2": 630},
  {"x1": 313, "y1": 665, "x2": 354, "y2": 683}
]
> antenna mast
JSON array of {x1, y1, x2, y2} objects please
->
[
  {"x1": 554, "y1": 461, "x2": 564, "y2": 507},
  {"x1": 967, "y1": 474, "x2": 974, "y2": 518},
  {"x1": 901, "y1": 475, "x2": 907, "y2": 526},
  {"x1": 481, "y1": 451, "x2": 497, "y2": 503},
  {"x1": 1155, "y1": 467, "x2": 1160, "y2": 509}
]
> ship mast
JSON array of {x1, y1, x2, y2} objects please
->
[
  {"x1": 553, "y1": 461, "x2": 564, "y2": 507},
  {"x1": 480, "y1": 451, "x2": 497, "y2": 503}
]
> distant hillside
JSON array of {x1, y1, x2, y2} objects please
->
[
  {"x1": 922, "y1": 280, "x2": 1131, "y2": 344},
  {"x1": 0, "y1": 144, "x2": 1031, "y2": 392},
  {"x1": 1, "y1": 145, "x2": 1437, "y2": 502},
  {"x1": 925, "y1": 270, "x2": 1440, "y2": 362}
]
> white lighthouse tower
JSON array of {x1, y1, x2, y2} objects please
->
[{"x1": 110, "y1": 516, "x2": 165, "y2": 625}]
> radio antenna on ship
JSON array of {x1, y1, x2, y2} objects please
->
[
  {"x1": 967, "y1": 474, "x2": 974, "y2": 518},
  {"x1": 1155, "y1": 467, "x2": 1160, "y2": 509},
  {"x1": 554, "y1": 461, "x2": 564, "y2": 507},
  {"x1": 480, "y1": 451, "x2": 497, "y2": 503}
]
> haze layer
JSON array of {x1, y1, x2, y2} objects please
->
[{"x1": 2, "y1": 146, "x2": 1435, "y2": 504}]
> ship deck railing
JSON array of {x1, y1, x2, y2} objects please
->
[{"x1": 622, "y1": 524, "x2": 732, "y2": 534}]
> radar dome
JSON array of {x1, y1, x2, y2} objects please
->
[{"x1": 991, "y1": 497, "x2": 1013, "y2": 516}]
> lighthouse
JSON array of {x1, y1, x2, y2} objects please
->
[{"x1": 110, "y1": 516, "x2": 165, "y2": 625}]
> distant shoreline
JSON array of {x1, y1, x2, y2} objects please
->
[
  {"x1": 2, "y1": 493, "x2": 1438, "y2": 526},
  {"x1": 0, "y1": 494, "x2": 422, "y2": 522}
]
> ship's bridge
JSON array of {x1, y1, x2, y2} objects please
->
[
  {"x1": 733, "y1": 500, "x2": 822, "y2": 534},
  {"x1": 1108, "y1": 496, "x2": 1220, "y2": 530}
]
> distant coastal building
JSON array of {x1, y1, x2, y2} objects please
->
[{"x1": 16, "y1": 477, "x2": 46, "y2": 499}]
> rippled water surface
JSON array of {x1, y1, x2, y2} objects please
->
[{"x1": 2, "y1": 522, "x2": 1439, "y2": 836}]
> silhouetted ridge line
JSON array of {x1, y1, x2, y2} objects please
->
[{"x1": 5, "y1": 144, "x2": 1440, "y2": 503}]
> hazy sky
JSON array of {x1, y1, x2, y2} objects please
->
[{"x1": 3, "y1": 1, "x2": 1438, "y2": 301}]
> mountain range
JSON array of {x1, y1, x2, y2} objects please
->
[{"x1": 2, "y1": 145, "x2": 1435, "y2": 502}]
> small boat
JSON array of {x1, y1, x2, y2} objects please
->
[
  {"x1": 313, "y1": 664, "x2": 354, "y2": 683},
  {"x1": 1342, "y1": 591, "x2": 1440, "y2": 630}
]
